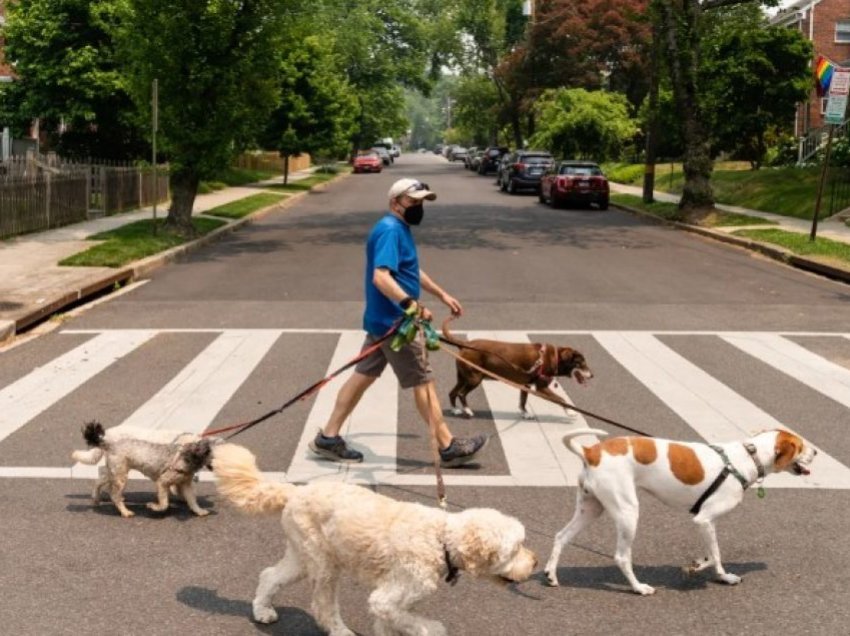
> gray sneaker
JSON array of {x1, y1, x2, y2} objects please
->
[
  {"x1": 309, "y1": 431, "x2": 364, "y2": 463},
  {"x1": 439, "y1": 434, "x2": 489, "y2": 468}
]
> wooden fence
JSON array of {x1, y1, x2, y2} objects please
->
[
  {"x1": 0, "y1": 163, "x2": 169, "y2": 240},
  {"x1": 234, "y1": 151, "x2": 311, "y2": 174}
]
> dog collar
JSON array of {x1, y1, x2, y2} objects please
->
[
  {"x1": 743, "y1": 442, "x2": 765, "y2": 480},
  {"x1": 444, "y1": 546, "x2": 460, "y2": 586}
]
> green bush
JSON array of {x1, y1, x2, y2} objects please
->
[
  {"x1": 765, "y1": 134, "x2": 799, "y2": 167},
  {"x1": 831, "y1": 137, "x2": 850, "y2": 168}
]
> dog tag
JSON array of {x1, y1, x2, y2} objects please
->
[{"x1": 757, "y1": 486, "x2": 765, "y2": 499}]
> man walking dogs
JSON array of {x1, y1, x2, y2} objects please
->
[{"x1": 309, "y1": 178, "x2": 488, "y2": 467}]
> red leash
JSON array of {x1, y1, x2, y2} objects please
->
[{"x1": 203, "y1": 323, "x2": 399, "y2": 440}]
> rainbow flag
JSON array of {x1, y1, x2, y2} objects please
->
[{"x1": 815, "y1": 55, "x2": 835, "y2": 97}]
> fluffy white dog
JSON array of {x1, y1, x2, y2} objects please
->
[{"x1": 212, "y1": 443, "x2": 538, "y2": 636}]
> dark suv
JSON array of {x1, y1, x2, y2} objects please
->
[
  {"x1": 477, "y1": 146, "x2": 510, "y2": 175},
  {"x1": 497, "y1": 151, "x2": 554, "y2": 194}
]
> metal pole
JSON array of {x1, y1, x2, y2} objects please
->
[
  {"x1": 152, "y1": 79, "x2": 158, "y2": 235},
  {"x1": 811, "y1": 124, "x2": 835, "y2": 241}
]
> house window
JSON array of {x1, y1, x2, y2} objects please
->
[
  {"x1": 837, "y1": 20, "x2": 850, "y2": 43},
  {"x1": 821, "y1": 97, "x2": 829, "y2": 114}
]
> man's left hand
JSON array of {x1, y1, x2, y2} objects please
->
[{"x1": 441, "y1": 293, "x2": 463, "y2": 316}]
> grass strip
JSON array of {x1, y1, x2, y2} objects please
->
[
  {"x1": 203, "y1": 192, "x2": 286, "y2": 219},
  {"x1": 733, "y1": 228, "x2": 850, "y2": 264},
  {"x1": 612, "y1": 193, "x2": 776, "y2": 227},
  {"x1": 60, "y1": 217, "x2": 227, "y2": 268}
]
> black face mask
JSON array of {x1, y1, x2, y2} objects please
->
[{"x1": 403, "y1": 202, "x2": 424, "y2": 225}]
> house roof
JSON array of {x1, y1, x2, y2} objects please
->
[{"x1": 769, "y1": 0, "x2": 823, "y2": 27}]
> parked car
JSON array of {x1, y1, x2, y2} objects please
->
[
  {"x1": 390, "y1": 144, "x2": 401, "y2": 158},
  {"x1": 372, "y1": 146, "x2": 393, "y2": 166},
  {"x1": 477, "y1": 146, "x2": 510, "y2": 174},
  {"x1": 463, "y1": 147, "x2": 478, "y2": 169},
  {"x1": 352, "y1": 150, "x2": 383, "y2": 173},
  {"x1": 433, "y1": 144, "x2": 444, "y2": 155},
  {"x1": 467, "y1": 149, "x2": 484, "y2": 171},
  {"x1": 449, "y1": 147, "x2": 469, "y2": 162},
  {"x1": 498, "y1": 151, "x2": 553, "y2": 194},
  {"x1": 539, "y1": 161, "x2": 609, "y2": 209},
  {"x1": 443, "y1": 144, "x2": 458, "y2": 159}
]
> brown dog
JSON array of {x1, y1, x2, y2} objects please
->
[{"x1": 442, "y1": 320, "x2": 593, "y2": 420}]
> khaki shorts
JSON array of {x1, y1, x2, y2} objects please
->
[{"x1": 354, "y1": 333, "x2": 433, "y2": 388}]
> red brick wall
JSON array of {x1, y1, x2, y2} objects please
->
[
  {"x1": 799, "y1": 0, "x2": 850, "y2": 132},
  {"x1": 0, "y1": 0, "x2": 12, "y2": 78}
]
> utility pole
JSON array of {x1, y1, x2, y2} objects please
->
[{"x1": 151, "y1": 78, "x2": 159, "y2": 235}]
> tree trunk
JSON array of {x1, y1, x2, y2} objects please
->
[
  {"x1": 660, "y1": 0, "x2": 715, "y2": 213},
  {"x1": 283, "y1": 154, "x2": 290, "y2": 185},
  {"x1": 166, "y1": 167, "x2": 199, "y2": 236},
  {"x1": 643, "y1": 2, "x2": 662, "y2": 204}
]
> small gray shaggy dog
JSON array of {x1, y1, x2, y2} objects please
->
[{"x1": 71, "y1": 421, "x2": 215, "y2": 518}]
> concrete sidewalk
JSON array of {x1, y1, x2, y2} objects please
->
[
  {"x1": 0, "y1": 167, "x2": 320, "y2": 343},
  {"x1": 610, "y1": 182, "x2": 850, "y2": 283}
]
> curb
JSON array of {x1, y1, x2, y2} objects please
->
[
  {"x1": 611, "y1": 201, "x2": 850, "y2": 285},
  {"x1": 4, "y1": 171, "x2": 351, "y2": 341}
]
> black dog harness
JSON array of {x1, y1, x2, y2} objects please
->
[{"x1": 690, "y1": 443, "x2": 765, "y2": 516}]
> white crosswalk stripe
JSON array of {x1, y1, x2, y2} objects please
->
[{"x1": 0, "y1": 328, "x2": 848, "y2": 489}]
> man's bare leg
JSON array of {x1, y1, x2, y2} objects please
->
[
  {"x1": 412, "y1": 381, "x2": 453, "y2": 449},
  {"x1": 321, "y1": 372, "x2": 377, "y2": 437}
]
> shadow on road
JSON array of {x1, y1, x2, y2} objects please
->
[{"x1": 176, "y1": 586, "x2": 325, "y2": 634}]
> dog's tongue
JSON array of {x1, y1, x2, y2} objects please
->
[
  {"x1": 794, "y1": 463, "x2": 811, "y2": 476},
  {"x1": 573, "y1": 370, "x2": 586, "y2": 386}
]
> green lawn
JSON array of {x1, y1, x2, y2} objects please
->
[
  {"x1": 203, "y1": 192, "x2": 287, "y2": 219},
  {"x1": 610, "y1": 193, "x2": 776, "y2": 227},
  {"x1": 60, "y1": 217, "x2": 227, "y2": 268},
  {"x1": 262, "y1": 170, "x2": 346, "y2": 193},
  {"x1": 733, "y1": 228, "x2": 850, "y2": 264},
  {"x1": 603, "y1": 162, "x2": 824, "y2": 220}
]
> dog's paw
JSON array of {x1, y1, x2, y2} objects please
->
[
  {"x1": 252, "y1": 604, "x2": 279, "y2": 624},
  {"x1": 521, "y1": 411, "x2": 535, "y2": 421},
  {"x1": 119, "y1": 510, "x2": 135, "y2": 518},
  {"x1": 632, "y1": 583, "x2": 656, "y2": 596},
  {"x1": 193, "y1": 508, "x2": 211, "y2": 517},
  {"x1": 146, "y1": 503, "x2": 168, "y2": 513},
  {"x1": 544, "y1": 570, "x2": 560, "y2": 587},
  {"x1": 716, "y1": 573, "x2": 741, "y2": 586},
  {"x1": 422, "y1": 620, "x2": 447, "y2": 636}
]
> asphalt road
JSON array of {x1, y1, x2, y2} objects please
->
[{"x1": 1, "y1": 152, "x2": 850, "y2": 635}]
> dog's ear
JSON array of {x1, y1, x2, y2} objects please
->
[
  {"x1": 182, "y1": 439, "x2": 213, "y2": 470},
  {"x1": 774, "y1": 431, "x2": 801, "y2": 471}
]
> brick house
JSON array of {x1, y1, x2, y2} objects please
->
[
  {"x1": 771, "y1": 0, "x2": 850, "y2": 135},
  {"x1": 0, "y1": 1, "x2": 11, "y2": 83}
]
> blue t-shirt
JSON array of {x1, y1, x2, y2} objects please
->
[{"x1": 363, "y1": 213, "x2": 420, "y2": 335}]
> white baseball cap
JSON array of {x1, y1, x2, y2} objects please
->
[{"x1": 388, "y1": 178, "x2": 437, "y2": 201}]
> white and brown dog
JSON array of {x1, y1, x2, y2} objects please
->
[
  {"x1": 71, "y1": 421, "x2": 216, "y2": 518},
  {"x1": 212, "y1": 443, "x2": 538, "y2": 636},
  {"x1": 544, "y1": 428, "x2": 817, "y2": 595}
]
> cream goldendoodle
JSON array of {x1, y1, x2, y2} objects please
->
[
  {"x1": 71, "y1": 421, "x2": 215, "y2": 518},
  {"x1": 212, "y1": 443, "x2": 538, "y2": 636}
]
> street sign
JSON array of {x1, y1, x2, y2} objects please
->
[
  {"x1": 825, "y1": 69, "x2": 849, "y2": 125},
  {"x1": 825, "y1": 94, "x2": 848, "y2": 125},
  {"x1": 829, "y1": 69, "x2": 849, "y2": 95}
]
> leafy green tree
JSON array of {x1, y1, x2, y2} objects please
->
[
  {"x1": 701, "y1": 17, "x2": 812, "y2": 169},
  {"x1": 0, "y1": 0, "x2": 146, "y2": 159},
  {"x1": 260, "y1": 35, "x2": 357, "y2": 183},
  {"x1": 450, "y1": 75, "x2": 501, "y2": 146},
  {"x1": 530, "y1": 88, "x2": 638, "y2": 159},
  {"x1": 109, "y1": 0, "x2": 289, "y2": 233}
]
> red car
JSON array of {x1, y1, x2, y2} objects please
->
[
  {"x1": 352, "y1": 150, "x2": 383, "y2": 173},
  {"x1": 539, "y1": 161, "x2": 609, "y2": 210}
]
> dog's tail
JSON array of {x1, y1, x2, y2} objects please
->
[
  {"x1": 71, "y1": 421, "x2": 106, "y2": 464},
  {"x1": 441, "y1": 315, "x2": 466, "y2": 348},
  {"x1": 212, "y1": 443, "x2": 295, "y2": 515},
  {"x1": 562, "y1": 428, "x2": 609, "y2": 458}
]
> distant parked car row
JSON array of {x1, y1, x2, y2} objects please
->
[
  {"x1": 351, "y1": 142, "x2": 404, "y2": 174},
  {"x1": 441, "y1": 142, "x2": 609, "y2": 209}
]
